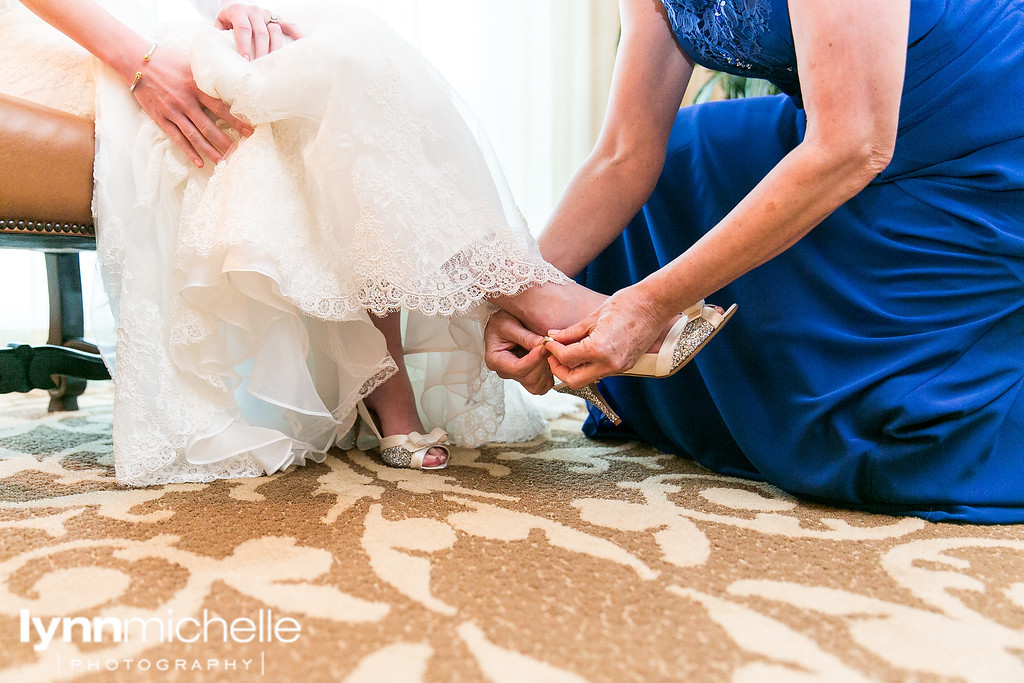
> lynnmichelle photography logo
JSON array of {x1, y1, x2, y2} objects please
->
[{"x1": 19, "y1": 608, "x2": 301, "y2": 675}]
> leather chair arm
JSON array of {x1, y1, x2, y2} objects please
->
[{"x1": 0, "y1": 93, "x2": 94, "y2": 225}]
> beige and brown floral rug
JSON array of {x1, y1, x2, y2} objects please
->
[{"x1": 1, "y1": 385, "x2": 1023, "y2": 682}]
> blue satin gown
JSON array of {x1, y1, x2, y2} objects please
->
[{"x1": 578, "y1": 0, "x2": 1024, "y2": 523}]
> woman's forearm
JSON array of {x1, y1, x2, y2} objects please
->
[
  {"x1": 538, "y1": 147, "x2": 662, "y2": 278},
  {"x1": 638, "y1": 138, "x2": 889, "y2": 318},
  {"x1": 538, "y1": 0, "x2": 693, "y2": 278},
  {"x1": 639, "y1": 0, "x2": 910, "y2": 317},
  {"x1": 18, "y1": 0, "x2": 151, "y2": 86}
]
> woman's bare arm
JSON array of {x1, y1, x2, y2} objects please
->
[
  {"x1": 19, "y1": 0, "x2": 249, "y2": 166},
  {"x1": 483, "y1": 0, "x2": 693, "y2": 386},
  {"x1": 546, "y1": 0, "x2": 911, "y2": 387},
  {"x1": 17, "y1": 0, "x2": 297, "y2": 167},
  {"x1": 537, "y1": 0, "x2": 695, "y2": 277}
]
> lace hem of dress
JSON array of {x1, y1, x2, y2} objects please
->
[
  {"x1": 113, "y1": 353, "x2": 402, "y2": 488},
  {"x1": 349, "y1": 239, "x2": 571, "y2": 319},
  {"x1": 117, "y1": 454, "x2": 266, "y2": 487}
]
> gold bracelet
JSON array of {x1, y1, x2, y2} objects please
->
[{"x1": 128, "y1": 42, "x2": 158, "y2": 93}]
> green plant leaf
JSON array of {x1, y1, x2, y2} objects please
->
[{"x1": 690, "y1": 72, "x2": 780, "y2": 104}]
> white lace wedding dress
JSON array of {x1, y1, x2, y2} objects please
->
[{"x1": 0, "y1": 0, "x2": 567, "y2": 485}]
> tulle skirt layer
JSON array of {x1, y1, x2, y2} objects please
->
[{"x1": 5, "y1": 1, "x2": 566, "y2": 485}]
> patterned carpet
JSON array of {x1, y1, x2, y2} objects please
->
[{"x1": 1, "y1": 385, "x2": 1023, "y2": 682}]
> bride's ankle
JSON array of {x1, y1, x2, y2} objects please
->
[{"x1": 494, "y1": 282, "x2": 605, "y2": 336}]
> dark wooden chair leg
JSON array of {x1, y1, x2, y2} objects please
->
[
  {"x1": 45, "y1": 252, "x2": 88, "y2": 412},
  {"x1": 2, "y1": 94, "x2": 107, "y2": 410}
]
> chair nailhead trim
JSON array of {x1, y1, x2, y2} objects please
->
[{"x1": 0, "y1": 219, "x2": 95, "y2": 237}]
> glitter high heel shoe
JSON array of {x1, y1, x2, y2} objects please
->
[
  {"x1": 552, "y1": 301, "x2": 737, "y2": 425},
  {"x1": 355, "y1": 401, "x2": 451, "y2": 470}
]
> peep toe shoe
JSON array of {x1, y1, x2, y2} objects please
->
[
  {"x1": 552, "y1": 301, "x2": 737, "y2": 425},
  {"x1": 355, "y1": 401, "x2": 452, "y2": 470}
]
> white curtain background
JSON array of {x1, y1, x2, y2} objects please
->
[{"x1": 0, "y1": 0, "x2": 620, "y2": 343}]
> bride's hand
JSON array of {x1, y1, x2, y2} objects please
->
[
  {"x1": 131, "y1": 46, "x2": 253, "y2": 168},
  {"x1": 216, "y1": 3, "x2": 303, "y2": 61},
  {"x1": 484, "y1": 311, "x2": 555, "y2": 395},
  {"x1": 544, "y1": 284, "x2": 669, "y2": 390}
]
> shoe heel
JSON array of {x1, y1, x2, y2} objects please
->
[
  {"x1": 554, "y1": 382, "x2": 622, "y2": 426},
  {"x1": 356, "y1": 401, "x2": 382, "y2": 443}
]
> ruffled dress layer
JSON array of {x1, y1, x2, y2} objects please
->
[{"x1": 0, "y1": 0, "x2": 567, "y2": 485}]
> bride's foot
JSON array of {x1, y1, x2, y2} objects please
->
[
  {"x1": 550, "y1": 301, "x2": 737, "y2": 425},
  {"x1": 361, "y1": 373, "x2": 449, "y2": 469},
  {"x1": 365, "y1": 312, "x2": 449, "y2": 469},
  {"x1": 491, "y1": 280, "x2": 606, "y2": 342},
  {"x1": 357, "y1": 401, "x2": 450, "y2": 469},
  {"x1": 615, "y1": 301, "x2": 736, "y2": 378},
  {"x1": 646, "y1": 305, "x2": 726, "y2": 354}
]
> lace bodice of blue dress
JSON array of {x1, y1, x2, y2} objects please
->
[
  {"x1": 660, "y1": 0, "x2": 798, "y2": 94},
  {"x1": 659, "y1": 0, "x2": 952, "y2": 104}
]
